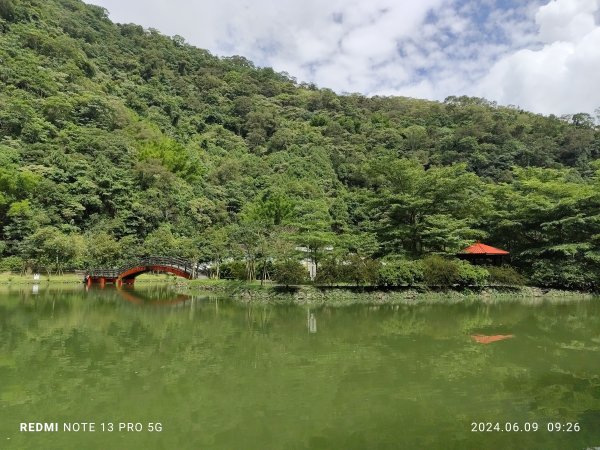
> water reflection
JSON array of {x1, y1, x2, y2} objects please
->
[
  {"x1": 307, "y1": 309, "x2": 317, "y2": 333},
  {"x1": 115, "y1": 286, "x2": 193, "y2": 306},
  {"x1": 245, "y1": 303, "x2": 272, "y2": 332},
  {"x1": 471, "y1": 333, "x2": 514, "y2": 344},
  {"x1": 0, "y1": 288, "x2": 599, "y2": 450},
  {"x1": 0, "y1": 283, "x2": 204, "y2": 310},
  {"x1": 81, "y1": 284, "x2": 197, "y2": 307}
]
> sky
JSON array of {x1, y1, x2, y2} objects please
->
[{"x1": 85, "y1": 0, "x2": 600, "y2": 116}]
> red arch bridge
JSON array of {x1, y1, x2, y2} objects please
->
[{"x1": 85, "y1": 257, "x2": 205, "y2": 286}]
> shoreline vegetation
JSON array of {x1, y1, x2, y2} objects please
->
[
  {"x1": 0, "y1": 273, "x2": 594, "y2": 304},
  {"x1": 0, "y1": 272, "x2": 177, "y2": 285},
  {"x1": 184, "y1": 280, "x2": 595, "y2": 305}
]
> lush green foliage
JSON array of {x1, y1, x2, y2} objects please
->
[
  {"x1": 421, "y1": 255, "x2": 489, "y2": 288},
  {"x1": 272, "y1": 259, "x2": 307, "y2": 287},
  {"x1": 486, "y1": 266, "x2": 527, "y2": 286},
  {"x1": 1, "y1": 0, "x2": 600, "y2": 289},
  {"x1": 378, "y1": 259, "x2": 424, "y2": 287}
]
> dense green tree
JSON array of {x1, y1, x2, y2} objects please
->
[
  {"x1": 85, "y1": 231, "x2": 120, "y2": 268},
  {"x1": 199, "y1": 227, "x2": 230, "y2": 279},
  {"x1": 367, "y1": 158, "x2": 487, "y2": 256},
  {"x1": 21, "y1": 227, "x2": 83, "y2": 274}
]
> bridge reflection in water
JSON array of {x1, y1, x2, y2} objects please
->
[
  {"x1": 86, "y1": 284, "x2": 196, "y2": 307},
  {"x1": 117, "y1": 287, "x2": 194, "y2": 307}
]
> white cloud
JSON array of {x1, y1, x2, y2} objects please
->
[
  {"x1": 90, "y1": 0, "x2": 444, "y2": 93},
  {"x1": 87, "y1": 0, "x2": 600, "y2": 115},
  {"x1": 536, "y1": 0, "x2": 598, "y2": 43},
  {"x1": 472, "y1": 0, "x2": 600, "y2": 114}
]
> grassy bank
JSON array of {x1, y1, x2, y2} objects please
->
[
  {"x1": 0, "y1": 272, "x2": 83, "y2": 284},
  {"x1": 0, "y1": 272, "x2": 185, "y2": 285},
  {"x1": 186, "y1": 280, "x2": 595, "y2": 306}
]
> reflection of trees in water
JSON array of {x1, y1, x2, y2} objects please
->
[
  {"x1": 374, "y1": 301, "x2": 600, "y2": 424},
  {"x1": 1, "y1": 291, "x2": 600, "y2": 448},
  {"x1": 1, "y1": 285, "x2": 197, "y2": 308},
  {"x1": 245, "y1": 304, "x2": 272, "y2": 333}
]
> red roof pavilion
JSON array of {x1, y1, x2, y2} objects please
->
[{"x1": 460, "y1": 242, "x2": 509, "y2": 255}]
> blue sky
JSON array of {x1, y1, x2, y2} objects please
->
[{"x1": 87, "y1": 0, "x2": 600, "y2": 116}]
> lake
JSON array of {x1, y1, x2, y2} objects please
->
[{"x1": 1, "y1": 285, "x2": 599, "y2": 449}]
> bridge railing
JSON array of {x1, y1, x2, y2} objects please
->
[
  {"x1": 87, "y1": 256, "x2": 205, "y2": 279},
  {"x1": 87, "y1": 269, "x2": 121, "y2": 278}
]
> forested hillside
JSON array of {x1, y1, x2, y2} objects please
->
[{"x1": 1, "y1": 0, "x2": 600, "y2": 289}]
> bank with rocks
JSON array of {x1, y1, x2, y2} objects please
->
[{"x1": 185, "y1": 281, "x2": 595, "y2": 306}]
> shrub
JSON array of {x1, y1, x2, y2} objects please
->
[
  {"x1": 421, "y1": 255, "x2": 489, "y2": 287},
  {"x1": 344, "y1": 255, "x2": 381, "y2": 286},
  {"x1": 456, "y1": 260, "x2": 489, "y2": 287},
  {"x1": 487, "y1": 266, "x2": 526, "y2": 285},
  {"x1": 272, "y1": 259, "x2": 307, "y2": 287},
  {"x1": 0, "y1": 256, "x2": 24, "y2": 272},
  {"x1": 422, "y1": 255, "x2": 460, "y2": 287},
  {"x1": 315, "y1": 256, "x2": 380, "y2": 286},
  {"x1": 219, "y1": 260, "x2": 247, "y2": 280},
  {"x1": 530, "y1": 260, "x2": 596, "y2": 291},
  {"x1": 315, "y1": 257, "x2": 347, "y2": 285},
  {"x1": 378, "y1": 259, "x2": 424, "y2": 286}
]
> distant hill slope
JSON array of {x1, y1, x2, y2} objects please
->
[{"x1": 1, "y1": 0, "x2": 599, "y2": 289}]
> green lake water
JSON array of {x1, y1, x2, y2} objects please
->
[{"x1": 1, "y1": 285, "x2": 600, "y2": 450}]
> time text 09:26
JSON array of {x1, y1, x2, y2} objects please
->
[{"x1": 471, "y1": 422, "x2": 580, "y2": 433}]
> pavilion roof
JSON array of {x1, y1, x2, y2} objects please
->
[{"x1": 460, "y1": 241, "x2": 509, "y2": 255}]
